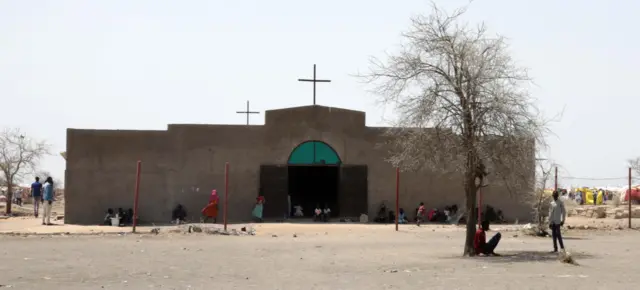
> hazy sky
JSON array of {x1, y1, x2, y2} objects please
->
[{"x1": 1, "y1": 0, "x2": 638, "y2": 188}]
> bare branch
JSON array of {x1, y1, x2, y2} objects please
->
[
  {"x1": 357, "y1": 2, "x2": 555, "y2": 255},
  {"x1": 0, "y1": 128, "x2": 51, "y2": 214},
  {"x1": 34, "y1": 170, "x2": 62, "y2": 191},
  {"x1": 628, "y1": 157, "x2": 640, "y2": 176}
]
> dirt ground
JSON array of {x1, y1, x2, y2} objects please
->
[{"x1": 1, "y1": 220, "x2": 639, "y2": 290}]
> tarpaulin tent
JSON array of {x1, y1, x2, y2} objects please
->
[
  {"x1": 624, "y1": 187, "x2": 640, "y2": 202},
  {"x1": 576, "y1": 188, "x2": 604, "y2": 205}
]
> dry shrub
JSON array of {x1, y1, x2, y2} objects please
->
[{"x1": 559, "y1": 251, "x2": 578, "y2": 265}]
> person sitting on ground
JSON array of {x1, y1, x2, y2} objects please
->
[
  {"x1": 474, "y1": 220, "x2": 502, "y2": 256},
  {"x1": 172, "y1": 204, "x2": 187, "y2": 224},
  {"x1": 374, "y1": 202, "x2": 388, "y2": 223},
  {"x1": 314, "y1": 204, "x2": 322, "y2": 222},
  {"x1": 496, "y1": 210, "x2": 505, "y2": 224},
  {"x1": 398, "y1": 208, "x2": 408, "y2": 224},
  {"x1": 120, "y1": 208, "x2": 133, "y2": 225},
  {"x1": 103, "y1": 208, "x2": 115, "y2": 225},
  {"x1": 117, "y1": 208, "x2": 129, "y2": 226},
  {"x1": 416, "y1": 202, "x2": 426, "y2": 226},
  {"x1": 127, "y1": 208, "x2": 134, "y2": 224},
  {"x1": 293, "y1": 205, "x2": 304, "y2": 217},
  {"x1": 323, "y1": 204, "x2": 331, "y2": 222},
  {"x1": 427, "y1": 208, "x2": 438, "y2": 222},
  {"x1": 388, "y1": 210, "x2": 396, "y2": 223}
]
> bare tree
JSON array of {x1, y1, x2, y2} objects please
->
[
  {"x1": 0, "y1": 128, "x2": 50, "y2": 214},
  {"x1": 628, "y1": 157, "x2": 640, "y2": 177},
  {"x1": 532, "y1": 159, "x2": 557, "y2": 227},
  {"x1": 359, "y1": 3, "x2": 550, "y2": 256},
  {"x1": 34, "y1": 170, "x2": 63, "y2": 192}
]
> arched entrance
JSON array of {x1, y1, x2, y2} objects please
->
[
  {"x1": 287, "y1": 141, "x2": 341, "y2": 218},
  {"x1": 259, "y1": 140, "x2": 368, "y2": 220},
  {"x1": 287, "y1": 140, "x2": 341, "y2": 165}
]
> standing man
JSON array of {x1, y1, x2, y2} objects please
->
[
  {"x1": 42, "y1": 177, "x2": 55, "y2": 225},
  {"x1": 549, "y1": 190, "x2": 567, "y2": 253},
  {"x1": 14, "y1": 187, "x2": 23, "y2": 206},
  {"x1": 31, "y1": 177, "x2": 43, "y2": 218}
]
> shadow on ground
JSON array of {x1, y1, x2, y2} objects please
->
[
  {"x1": 484, "y1": 251, "x2": 594, "y2": 264},
  {"x1": 562, "y1": 236, "x2": 589, "y2": 240},
  {"x1": 440, "y1": 250, "x2": 595, "y2": 264}
]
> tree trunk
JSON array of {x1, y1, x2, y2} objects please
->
[
  {"x1": 463, "y1": 177, "x2": 478, "y2": 256},
  {"x1": 5, "y1": 182, "x2": 13, "y2": 215}
]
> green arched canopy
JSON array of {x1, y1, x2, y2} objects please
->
[{"x1": 288, "y1": 141, "x2": 341, "y2": 165}]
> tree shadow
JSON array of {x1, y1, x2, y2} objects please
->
[
  {"x1": 483, "y1": 250, "x2": 595, "y2": 264},
  {"x1": 562, "y1": 236, "x2": 589, "y2": 240},
  {"x1": 439, "y1": 250, "x2": 595, "y2": 264}
]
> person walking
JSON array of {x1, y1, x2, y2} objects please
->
[
  {"x1": 30, "y1": 177, "x2": 43, "y2": 218},
  {"x1": 42, "y1": 177, "x2": 55, "y2": 225},
  {"x1": 549, "y1": 190, "x2": 567, "y2": 253}
]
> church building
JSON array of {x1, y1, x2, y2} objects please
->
[{"x1": 64, "y1": 104, "x2": 534, "y2": 224}]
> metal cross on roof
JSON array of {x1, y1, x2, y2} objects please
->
[
  {"x1": 236, "y1": 100, "x2": 260, "y2": 125},
  {"x1": 297, "y1": 64, "x2": 332, "y2": 105}
]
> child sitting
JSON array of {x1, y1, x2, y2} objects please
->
[
  {"x1": 322, "y1": 204, "x2": 331, "y2": 222},
  {"x1": 103, "y1": 208, "x2": 115, "y2": 225},
  {"x1": 398, "y1": 208, "x2": 408, "y2": 224},
  {"x1": 172, "y1": 204, "x2": 187, "y2": 224},
  {"x1": 314, "y1": 205, "x2": 322, "y2": 222},
  {"x1": 294, "y1": 205, "x2": 304, "y2": 217}
]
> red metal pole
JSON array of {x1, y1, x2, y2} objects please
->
[
  {"x1": 132, "y1": 160, "x2": 142, "y2": 233},
  {"x1": 629, "y1": 167, "x2": 632, "y2": 229},
  {"x1": 395, "y1": 167, "x2": 399, "y2": 231},
  {"x1": 224, "y1": 162, "x2": 229, "y2": 231},
  {"x1": 554, "y1": 166, "x2": 558, "y2": 191}
]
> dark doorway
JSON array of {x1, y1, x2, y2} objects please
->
[{"x1": 288, "y1": 165, "x2": 340, "y2": 217}]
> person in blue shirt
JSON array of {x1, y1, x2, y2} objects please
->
[
  {"x1": 42, "y1": 177, "x2": 55, "y2": 225},
  {"x1": 30, "y1": 177, "x2": 43, "y2": 218}
]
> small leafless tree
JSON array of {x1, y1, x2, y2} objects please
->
[
  {"x1": 0, "y1": 128, "x2": 50, "y2": 214},
  {"x1": 532, "y1": 159, "x2": 557, "y2": 227},
  {"x1": 359, "y1": 3, "x2": 550, "y2": 256},
  {"x1": 628, "y1": 157, "x2": 640, "y2": 177}
]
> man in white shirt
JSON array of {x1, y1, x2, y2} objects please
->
[
  {"x1": 548, "y1": 190, "x2": 566, "y2": 253},
  {"x1": 14, "y1": 188, "x2": 23, "y2": 206}
]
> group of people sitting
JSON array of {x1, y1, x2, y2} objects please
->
[
  {"x1": 374, "y1": 202, "x2": 462, "y2": 225},
  {"x1": 290, "y1": 203, "x2": 331, "y2": 222},
  {"x1": 102, "y1": 208, "x2": 134, "y2": 226},
  {"x1": 313, "y1": 204, "x2": 331, "y2": 222}
]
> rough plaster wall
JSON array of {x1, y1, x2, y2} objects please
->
[
  {"x1": 167, "y1": 125, "x2": 265, "y2": 222},
  {"x1": 65, "y1": 105, "x2": 534, "y2": 224},
  {"x1": 65, "y1": 129, "x2": 173, "y2": 224},
  {"x1": 362, "y1": 126, "x2": 534, "y2": 222}
]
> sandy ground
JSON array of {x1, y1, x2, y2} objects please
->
[
  {"x1": 3, "y1": 202, "x2": 640, "y2": 290},
  {"x1": 1, "y1": 219, "x2": 640, "y2": 290}
]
